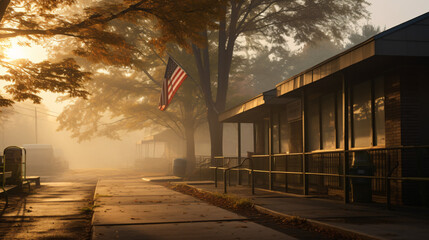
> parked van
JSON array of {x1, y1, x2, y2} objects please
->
[{"x1": 22, "y1": 144, "x2": 67, "y2": 175}]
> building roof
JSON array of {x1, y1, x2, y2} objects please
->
[
  {"x1": 220, "y1": 12, "x2": 429, "y2": 122},
  {"x1": 219, "y1": 89, "x2": 275, "y2": 122},
  {"x1": 276, "y1": 11, "x2": 429, "y2": 96}
]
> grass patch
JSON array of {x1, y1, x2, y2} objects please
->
[
  {"x1": 94, "y1": 193, "x2": 113, "y2": 198},
  {"x1": 170, "y1": 184, "x2": 253, "y2": 211},
  {"x1": 80, "y1": 204, "x2": 100, "y2": 214},
  {"x1": 168, "y1": 183, "x2": 368, "y2": 240}
]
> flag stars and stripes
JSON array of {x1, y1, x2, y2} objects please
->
[{"x1": 159, "y1": 57, "x2": 188, "y2": 111}]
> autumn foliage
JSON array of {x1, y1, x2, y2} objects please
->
[{"x1": 0, "y1": 0, "x2": 226, "y2": 106}]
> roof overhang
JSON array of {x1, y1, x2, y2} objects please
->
[
  {"x1": 219, "y1": 89, "x2": 291, "y2": 123},
  {"x1": 276, "y1": 11, "x2": 429, "y2": 97},
  {"x1": 220, "y1": 12, "x2": 429, "y2": 123},
  {"x1": 276, "y1": 40, "x2": 375, "y2": 96}
]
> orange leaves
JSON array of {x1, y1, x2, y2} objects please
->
[
  {"x1": 0, "y1": 58, "x2": 90, "y2": 106},
  {"x1": 83, "y1": 0, "x2": 227, "y2": 52},
  {"x1": 145, "y1": 0, "x2": 226, "y2": 50}
]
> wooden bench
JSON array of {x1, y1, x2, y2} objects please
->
[
  {"x1": 0, "y1": 185, "x2": 18, "y2": 194},
  {"x1": 26, "y1": 176, "x2": 41, "y2": 186},
  {"x1": 1, "y1": 171, "x2": 15, "y2": 208}
]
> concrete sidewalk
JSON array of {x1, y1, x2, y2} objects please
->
[
  {"x1": 91, "y1": 178, "x2": 296, "y2": 240},
  {"x1": 186, "y1": 183, "x2": 429, "y2": 240}
]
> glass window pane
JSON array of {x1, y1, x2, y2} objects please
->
[
  {"x1": 255, "y1": 121, "x2": 266, "y2": 154},
  {"x1": 281, "y1": 100, "x2": 303, "y2": 153},
  {"x1": 336, "y1": 90, "x2": 343, "y2": 148},
  {"x1": 374, "y1": 77, "x2": 385, "y2": 146},
  {"x1": 280, "y1": 111, "x2": 290, "y2": 153},
  {"x1": 289, "y1": 120, "x2": 303, "y2": 153},
  {"x1": 321, "y1": 93, "x2": 336, "y2": 149},
  {"x1": 353, "y1": 80, "x2": 372, "y2": 147},
  {"x1": 307, "y1": 97, "x2": 320, "y2": 151},
  {"x1": 272, "y1": 112, "x2": 280, "y2": 154},
  {"x1": 264, "y1": 119, "x2": 269, "y2": 154}
]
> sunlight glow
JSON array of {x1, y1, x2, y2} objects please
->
[
  {"x1": 4, "y1": 45, "x2": 27, "y2": 60},
  {"x1": 3, "y1": 42, "x2": 48, "y2": 62}
]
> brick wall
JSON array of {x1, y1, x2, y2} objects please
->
[
  {"x1": 399, "y1": 65, "x2": 429, "y2": 206},
  {"x1": 384, "y1": 71, "x2": 403, "y2": 204},
  {"x1": 385, "y1": 73, "x2": 401, "y2": 147}
]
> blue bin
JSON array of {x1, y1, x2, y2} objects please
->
[{"x1": 173, "y1": 158, "x2": 187, "y2": 177}]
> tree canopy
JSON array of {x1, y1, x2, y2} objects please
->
[
  {"x1": 190, "y1": 0, "x2": 370, "y2": 156},
  {"x1": 0, "y1": 0, "x2": 225, "y2": 106},
  {"x1": 0, "y1": 0, "x2": 372, "y2": 162}
]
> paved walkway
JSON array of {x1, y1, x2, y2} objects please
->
[
  {"x1": 92, "y1": 178, "x2": 296, "y2": 240},
  {"x1": 188, "y1": 183, "x2": 429, "y2": 240},
  {"x1": 0, "y1": 170, "x2": 99, "y2": 239}
]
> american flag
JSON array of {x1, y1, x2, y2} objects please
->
[{"x1": 159, "y1": 57, "x2": 188, "y2": 111}]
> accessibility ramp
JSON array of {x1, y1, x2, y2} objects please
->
[{"x1": 92, "y1": 179, "x2": 296, "y2": 240}]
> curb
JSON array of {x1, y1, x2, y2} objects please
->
[
  {"x1": 90, "y1": 179, "x2": 100, "y2": 226},
  {"x1": 254, "y1": 205, "x2": 383, "y2": 240},
  {"x1": 181, "y1": 183, "x2": 384, "y2": 240}
]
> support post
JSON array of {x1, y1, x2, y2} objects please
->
[
  {"x1": 269, "y1": 109, "x2": 273, "y2": 190},
  {"x1": 251, "y1": 158, "x2": 255, "y2": 195},
  {"x1": 342, "y1": 74, "x2": 350, "y2": 203},
  {"x1": 302, "y1": 90, "x2": 308, "y2": 195},
  {"x1": 214, "y1": 167, "x2": 218, "y2": 188},
  {"x1": 237, "y1": 123, "x2": 242, "y2": 185},
  {"x1": 386, "y1": 155, "x2": 391, "y2": 209},
  {"x1": 224, "y1": 169, "x2": 227, "y2": 194}
]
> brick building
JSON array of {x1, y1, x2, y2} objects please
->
[{"x1": 215, "y1": 13, "x2": 429, "y2": 206}]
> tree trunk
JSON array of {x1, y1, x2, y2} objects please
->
[
  {"x1": 183, "y1": 95, "x2": 196, "y2": 175},
  {"x1": 183, "y1": 118, "x2": 196, "y2": 175},
  {"x1": 207, "y1": 107, "x2": 223, "y2": 158},
  {"x1": 191, "y1": 10, "x2": 237, "y2": 159},
  {"x1": 176, "y1": 76, "x2": 198, "y2": 176},
  {"x1": 192, "y1": 3, "x2": 239, "y2": 158},
  {"x1": 0, "y1": 0, "x2": 10, "y2": 23},
  {"x1": 192, "y1": 43, "x2": 224, "y2": 158}
]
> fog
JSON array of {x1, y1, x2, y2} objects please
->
[
  {"x1": 0, "y1": 102, "x2": 143, "y2": 169},
  {"x1": 0, "y1": 102, "x2": 254, "y2": 173}
]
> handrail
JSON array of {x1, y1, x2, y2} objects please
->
[
  {"x1": 216, "y1": 157, "x2": 253, "y2": 194},
  {"x1": 225, "y1": 157, "x2": 252, "y2": 172},
  {"x1": 210, "y1": 146, "x2": 429, "y2": 208},
  {"x1": 244, "y1": 144, "x2": 429, "y2": 158}
]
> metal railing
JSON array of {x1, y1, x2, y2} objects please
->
[{"x1": 210, "y1": 145, "x2": 429, "y2": 208}]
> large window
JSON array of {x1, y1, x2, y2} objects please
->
[
  {"x1": 307, "y1": 97, "x2": 320, "y2": 151},
  {"x1": 336, "y1": 90, "x2": 343, "y2": 148},
  {"x1": 272, "y1": 112, "x2": 280, "y2": 154},
  {"x1": 353, "y1": 80, "x2": 372, "y2": 147},
  {"x1": 280, "y1": 99, "x2": 302, "y2": 153},
  {"x1": 351, "y1": 77, "x2": 385, "y2": 148},
  {"x1": 271, "y1": 76, "x2": 385, "y2": 154},
  {"x1": 321, "y1": 93, "x2": 336, "y2": 150},
  {"x1": 374, "y1": 77, "x2": 385, "y2": 146},
  {"x1": 307, "y1": 92, "x2": 341, "y2": 151}
]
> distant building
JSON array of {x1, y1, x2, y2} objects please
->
[
  {"x1": 217, "y1": 12, "x2": 429, "y2": 206},
  {"x1": 135, "y1": 124, "x2": 254, "y2": 175}
]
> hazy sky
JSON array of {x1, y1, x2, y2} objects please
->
[
  {"x1": 368, "y1": 0, "x2": 429, "y2": 29},
  {"x1": 8, "y1": 1, "x2": 429, "y2": 113}
]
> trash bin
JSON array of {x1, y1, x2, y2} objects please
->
[
  {"x1": 173, "y1": 158, "x2": 187, "y2": 177},
  {"x1": 350, "y1": 151, "x2": 374, "y2": 203},
  {"x1": 4, "y1": 146, "x2": 24, "y2": 186}
]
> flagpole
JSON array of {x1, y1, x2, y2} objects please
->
[{"x1": 166, "y1": 53, "x2": 219, "y2": 114}]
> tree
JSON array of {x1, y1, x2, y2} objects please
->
[
  {"x1": 0, "y1": 0, "x2": 225, "y2": 106},
  {"x1": 57, "y1": 57, "x2": 207, "y2": 172},
  {"x1": 191, "y1": 0, "x2": 369, "y2": 157},
  {"x1": 0, "y1": 0, "x2": 225, "y2": 170},
  {"x1": 55, "y1": 18, "x2": 208, "y2": 172},
  {"x1": 247, "y1": 24, "x2": 382, "y2": 93}
]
